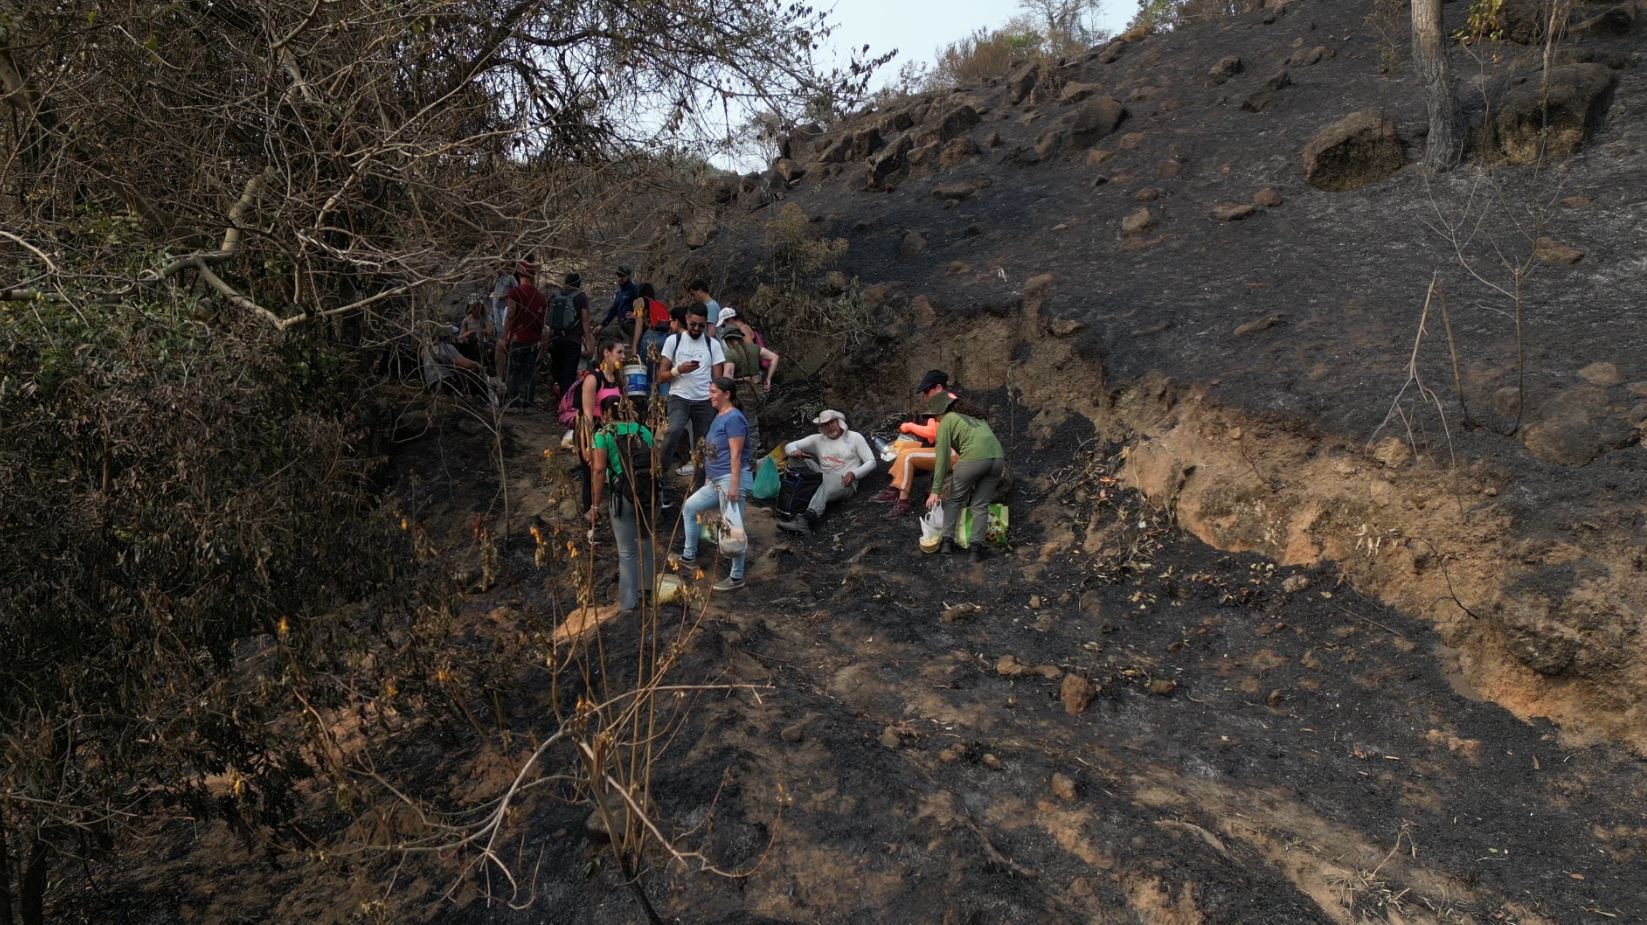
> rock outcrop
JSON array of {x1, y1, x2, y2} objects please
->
[{"x1": 1301, "y1": 110, "x2": 1404, "y2": 191}]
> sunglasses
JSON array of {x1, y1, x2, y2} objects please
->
[{"x1": 686, "y1": 321, "x2": 705, "y2": 329}]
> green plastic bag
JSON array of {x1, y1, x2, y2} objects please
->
[
  {"x1": 752, "y1": 456, "x2": 781, "y2": 500},
  {"x1": 955, "y1": 504, "x2": 1009, "y2": 548}
]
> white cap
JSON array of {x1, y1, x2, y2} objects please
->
[
  {"x1": 812, "y1": 409, "x2": 846, "y2": 427},
  {"x1": 717, "y1": 307, "x2": 738, "y2": 327}
]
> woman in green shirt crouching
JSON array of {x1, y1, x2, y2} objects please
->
[{"x1": 923, "y1": 392, "x2": 1005, "y2": 561}]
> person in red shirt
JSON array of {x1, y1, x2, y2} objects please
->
[{"x1": 501, "y1": 260, "x2": 547, "y2": 407}]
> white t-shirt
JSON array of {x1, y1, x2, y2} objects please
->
[
  {"x1": 662, "y1": 332, "x2": 726, "y2": 402},
  {"x1": 784, "y1": 430, "x2": 877, "y2": 480},
  {"x1": 490, "y1": 274, "x2": 513, "y2": 332}
]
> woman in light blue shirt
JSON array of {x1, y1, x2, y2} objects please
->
[{"x1": 678, "y1": 377, "x2": 751, "y2": 591}]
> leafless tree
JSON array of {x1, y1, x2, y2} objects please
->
[
  {"x1": 1412, "y1": 0, "x2": 1463, "y2": 170},
  {"x1": 0, "y1": 1, "x2": 884, "y2": 920}
]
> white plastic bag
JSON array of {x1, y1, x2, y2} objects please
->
[
  {"x1": 919, "y1": 505, "x2": 945, "y2": 552},
  {"x1": 719, "y1": 499, "x2": 748, "y2": 556}
]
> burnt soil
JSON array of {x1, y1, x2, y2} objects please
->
[{"x1": 54, "y1": 402, "x2": 1647, "y2": 924}]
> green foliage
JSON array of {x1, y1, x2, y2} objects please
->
[{"x1": 1457, "y1": 0, "x2": 1507, "y2": 42}]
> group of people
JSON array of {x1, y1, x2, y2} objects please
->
[{"x1": 427, "y1": 257, "x2": 1008, "y2": 608}]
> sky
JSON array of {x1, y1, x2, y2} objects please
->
[{"x1": 822, "y1": 0, "x2": 1140, "y2": 91}]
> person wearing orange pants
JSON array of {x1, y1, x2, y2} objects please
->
[{"x1": 871, "y1": 369, "x2": 957, "y2": 517}]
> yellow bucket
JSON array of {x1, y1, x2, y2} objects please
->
[{"x1": 655, "y1": 574, "x2": 685, "y2": 605}]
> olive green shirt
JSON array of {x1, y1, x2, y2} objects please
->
[{"x1": 931, "y1": 412, "x2": 1004, "y2": 492}]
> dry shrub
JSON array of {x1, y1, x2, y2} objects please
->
[
  {"x1": 749, "y1": 203, "x2": 872, "y2": 351},
  {"x1": 932, "y1": 24, "x2": 1044, "y2": 88}
]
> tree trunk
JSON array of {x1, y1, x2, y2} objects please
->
[
  {"x1": 18, "y1": 841, "x2": 43, "y2": 925},
  {"x1": 1412, "y1": 0, "x2": 1462, "y2": 169},
  {"x1": 0, "y1": 812, "x2": 15, "y2": 925}
]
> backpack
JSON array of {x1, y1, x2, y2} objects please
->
[
  {"x1": 549, "y1": 290, "x2": 580, "y2": 334},
  {"x1": 558, "y1": 370, "x2": 588, "y2": 427},
  {"x1": 606, "y1": 423, "x2": 656, "y2": 512},
  {"x1": 646, "y1": 298, "x2": 670, "y2": 327}
]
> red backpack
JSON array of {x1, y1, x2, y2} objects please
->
[{"x1": 645, "y1": 298, "x2": 670, "y2": 327}]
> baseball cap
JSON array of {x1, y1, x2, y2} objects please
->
[
  {"x1": 717, "y1": 307, "x2": 738, "y2": 327},
  {"x1": 915, "y1": 369, "x2": 949, "y2": 393}
]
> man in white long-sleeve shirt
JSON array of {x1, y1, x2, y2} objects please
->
[{"x1": 778, "y1": 410, "x2": 877, "y2": 534}]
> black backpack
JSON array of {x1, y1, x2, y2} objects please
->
[
  {"x1": 606, "y1": 423, "x2": 656, "y2": 512},
  {"x1": 549, "y1": 290, "x2": 580, "y2": 334}
]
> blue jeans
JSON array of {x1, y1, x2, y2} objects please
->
[
  {"x1": 609, "y1": 497, "x2": 655, "y2": 611},
  {"x1": 681, "y1": 475, "x2": 749, "y2": 580},
  {"x1": 640, "y1": 329, "x2": 670, "y2": 398}
]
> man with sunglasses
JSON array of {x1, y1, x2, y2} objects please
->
[{"x1": 656, "y1": 304, "x2": 726, "y2": 504}]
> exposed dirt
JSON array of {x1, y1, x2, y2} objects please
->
[
  {"x1": 46, "y1": 1, "x2": 1647, "y2": 920},
  {"x1": 53, "y1": 401, "x2": 1647, "y2": 924},
  {"x1": 671, "y1": 0, "x2": 1647, "y2": 750}
]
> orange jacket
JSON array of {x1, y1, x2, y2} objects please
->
[{"x1": 898, "y1": 418, "x2": 939, "y2": 443}]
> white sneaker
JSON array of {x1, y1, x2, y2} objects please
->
[
  {"x1": 675, "y1": 464, "x2": 694, "y2": 476},
  {"x1": 561, "y1": 430, "x2": 575, "y2": 448}
]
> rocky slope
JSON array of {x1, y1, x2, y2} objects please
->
[{"x1": 675, "y1": 0, "x2": 1647, "y2": 751}]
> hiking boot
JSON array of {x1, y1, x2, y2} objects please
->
[
  {"x1": 886, "y1": 498, "x2": 913, "y2": 518},
  {"x1": 869, "y1": 487, "x2": 900, "y2": 504},
  {"x1": 969, "y1": 543, "x2": 987, "y2": 563},
  {"x1": 675, "y1": 552, "x2": 697, "y2": 568},
  {"x1": 936, "y1": 538, "x2": 956, "y2": 556},
  {"x1": 777, "y1": 516, "x2": 812, "y2": 535},
  {"x1": 712, "y1": 576, "x2": 745, "y2": 592}
]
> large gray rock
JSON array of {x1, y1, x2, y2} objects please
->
[
  {"x1": 1521, "y1": 386, "x2": 1636, "y2": 466},
  {"x1": 1007, "y1": 61, "x2": 1041, "y2": 104},
  {"x1": 1484, "y1": 64, "x2": 1618, "y2": 165},
  {"x1": 1206, "y1": 55, "x2": 1243, "y2": 86},
  {"x1": 1301, "y1": 111, "x2": 1404, "y2": 191},
  {"x1": 866, "y1": 133, "x2": 915, "y2": 187},
  {"x1": 931, "y1": 104, "x2": 981, "y2": 142},
  {"x1": 1068, "y1": 97, "x2": 1128, "y2": 148}
]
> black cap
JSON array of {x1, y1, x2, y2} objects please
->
[
  {"x1": 915, "y1": 369, "x2": 949, "y2": 393},
  {"x1": 616, "y1": 265, "x2": 632, "y2": 277},
  {"x1": 564, "y1": 272, "x2": 582, "y2": 287}
]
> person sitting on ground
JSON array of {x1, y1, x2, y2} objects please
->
[
  {"x1": 873, "y1": 369, "x2": 959, "y2": 518},
  {"x1": 678, "y1": 377, "x2": 751, "y2": 592},
  {"x1": 420, "y1": 328, "x2": 487, "y2": 396},
  {"x1": 925, "y1": 392, "x2": 1006, "y2": 562},
  {"x1": 778, "y1": 410, "x2": 877, "y2": 535},
  {"x1": 456, "y1": 298, "x2": 494, "y2": 365},
  {"x1": 656, "y1": 303, "x2": 725, "y2": 500},
  {"x1": 719, "y1": 324, "x2": 778, "y2": 455},
  {"x1": 588, "y1": 394, "x2": 657, "y2": 613}
]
